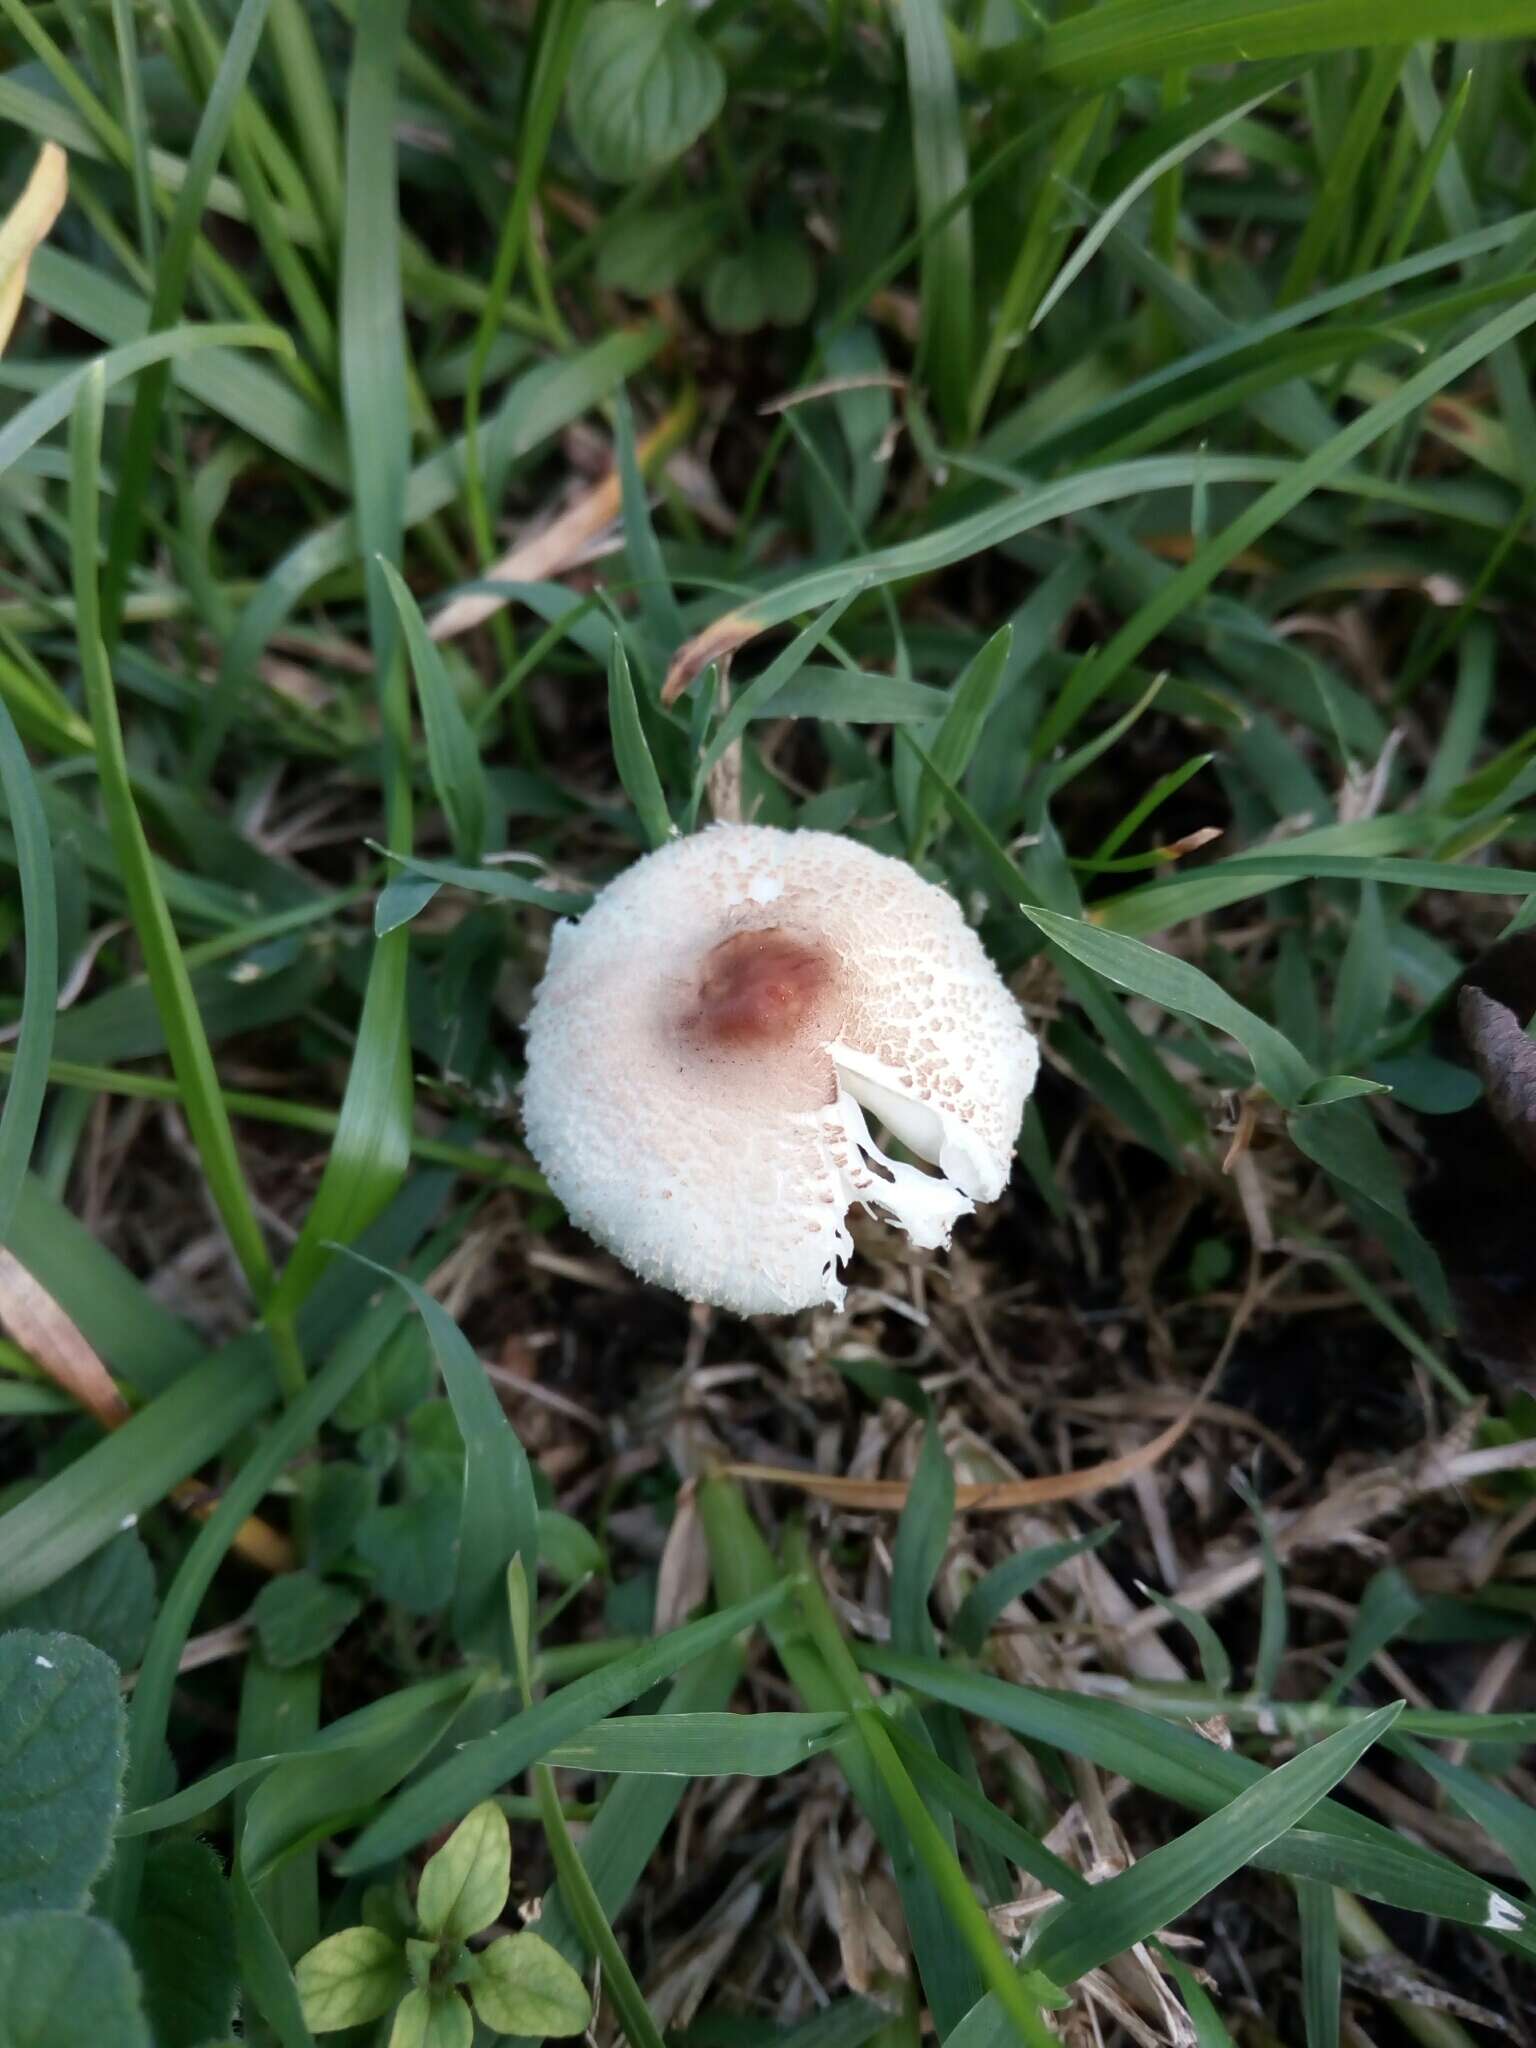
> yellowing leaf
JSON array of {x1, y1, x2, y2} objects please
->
[{"x1": 0, "y1": 144, "x2": 67, "y2": 357}]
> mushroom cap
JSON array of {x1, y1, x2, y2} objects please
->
[{"x1": 521, "y1": 823, "x2": 1038, "y2": 1314}]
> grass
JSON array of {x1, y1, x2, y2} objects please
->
[{"x1": 1, "y1": 2, "x2": 1536, "y2": 2045}]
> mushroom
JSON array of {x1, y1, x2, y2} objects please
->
[{"x1": 521, "y1": 823, "x2": 1038, "y2": 1314}]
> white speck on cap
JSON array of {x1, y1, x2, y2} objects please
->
[
  {"x1": 521, "y1": 824, "x2": 1038, "y2": 1314},
  {"x1": 34, "y1": 1656, "x2": 53, "y2": 1670}
]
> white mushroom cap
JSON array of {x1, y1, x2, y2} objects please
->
[{"x1": 521, "y1": 823, "x2": 1039, "y2": 1315}]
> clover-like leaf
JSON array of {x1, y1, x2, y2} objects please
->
[
  {"x1": 703, "y1": 231, "x2": 815, "y2": 335},
  {"x1": 567, "y1": 1, "x2": 725, "y2": 183},
  {"x1": 470, "y1": 1931, "x2": 593, "y2": 2037},
  {"x1": 294, "y1": 1924, "x2": 408, "y2": 2033},
  {"x1": 250, "y1": 1569, "x2": 363, "y2": 1670},
  {"x1": 416, "y1": 1798, "x2": 510, "y2": 1942}
]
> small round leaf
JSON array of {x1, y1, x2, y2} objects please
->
[
  {"x1": 415, "y1": 1799, "x2": 510, "y2": 1942},
  {"x1": 294, "y1": 1925, "x2": 408, "y2": 2033},
  {"x1": 250, "y1": 1570, "x2": 362, "y2": 1670},
  {"x1": 389, "y1": 1985, "x2": 474, "y2": 2048},
  {"x1": 470, "y1": 1931, "x2": 593, "y2": 2038}
]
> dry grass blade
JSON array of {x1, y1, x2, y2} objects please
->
[
  {"x1": 430, "y1": 391, "x2": 695, "y2": 641},
  {"x1": 662, "y1": 606, "x2": 759, "y2": 705},
  {"x1": 719, "y1": 1361, "x2": 1222, "y2": 1511},
  {"x1": 0, "y1": 140, "x2": 67, "y2": 354},
  {"x1": 0, "y1": 1244, "x2": 130, "y2": 1427}
]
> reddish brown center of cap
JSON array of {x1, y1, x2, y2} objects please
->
[{"x1": 685, "y1": 928, "x2": 832, "y2": 1049}]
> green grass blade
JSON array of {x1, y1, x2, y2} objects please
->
[
  {"x1": 1032, "y1": 1705, "x2": 1404, "y2": 1984},
  {"x1": 0, "y1": 696, "x2": 56, "y2": 1245},
  {"x1": 1012, "y1": 1, "x2": 1536, "y2": 86},
  {"x1": 100, "y1": 0, "x2": 275, "y2": 641},
  {"x1": 1396, "y1": 1737, "x2": 1536, "y2": 1897},
  {"x1": 265, "y1": 921, "x2": 413, "y2": 1323},
  {"x1": 533, "y1": 1758, "x2": 667, "y2": 2048},
  {"x1": 908, "y1": 622, "x2": 1012, "y2": 862},
  {"x1": 1020, "y1": 903, "x2": 1315, "y2": 1106},
  {"x1": 951, "y1": 1529, "x2": 1116, "y2": 1656},
  {"x1": 1298, "y1": 1878, "x2": 1342, "y2": 2048},
  {"x1": 1033, "y1": 65, "x2": 1296, "y2": 332},
  {"x1": 0, "y1": 1334, "x2": 275, "y2": 1610},
  {"x1": 335, "y1": 1580, "x2": 794, "y2": 1872},
  {"x1": 0, "y1": 318, "x2": 290, "y2": 478},
  {"x1": 377, "y1": 558, "x2": 489, "y2": 864},
  {"x1": 341, "y1": 1250, "x2": 538, "y2": 1658},
  {"x1": 546, "y1": 1710, "x2": 848, "y2": 1774},
  {"x1": 900, "y1": 0, "x2": 972, "y2": 438},
  {"x1": 1032, "y1": 288, "x2": 1536, "y2": 754},
  {"x1": 69, "y1": 367, "x2": 276, "y2": 1309},
  {"x1": 608, "y1": 636, "x2": 673, "y2": 847},
  {"x1": 104, "y1": 1289, "x2": 415, "y2": 1931},
  {"x1": 615, "y1": 385, "x2": 685, "y2": 664},
  {"x1": 1279, "y1": 48, "x2": 1404, "y2": 305}
]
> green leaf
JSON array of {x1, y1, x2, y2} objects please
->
[
  {"x1": 131, "y1": 1838, "x2": 239, "y2": 2048},
  {"x1": 294, "y1": 1924, "x2": 408, "y2": 2032},
  {"x1": 0, "y1": 1911, "x2": 151, "y2": 2047},
  {"x1": 4, "y1": 1529, "x2": 155, "y2": 1670},
  {"x1": 471, "y1": 1931, "x2": 592, "y2": 2037},
  {"x1": 416, "y1": 1801, "x2": 510, "y2": 1942},
  {"x1": 1031, "y1": 1704, "x2": 1404, "y2": 1983},
  {"x1": 250, "y1": 1571, "x2": 363, "y2": 1671},
  {"x1": 608, "y1": 637, "x2": 673, "y2": 849},
  {"x1": 376, "y1": 558, "x2": 488, "y2": 865},
  {"x1": 567, "y1": 2, "x2": 725, "y2": 182},
  {"x1": 0, "y1": 1628, "x2": 124, "y2": 1912}
]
